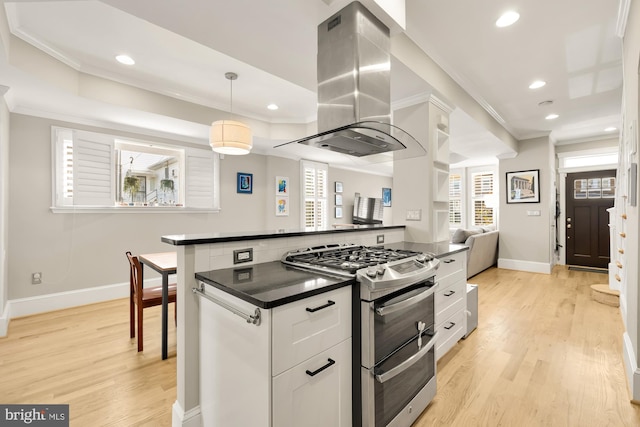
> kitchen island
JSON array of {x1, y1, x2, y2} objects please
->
[{"x1": 163, "y1": 225, "x2": 468, "y2": 427}]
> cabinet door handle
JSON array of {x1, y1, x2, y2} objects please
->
[
  {"x1": 306, "y1": 300, "x2": 335, "y2": 313},
  {"x1": 444, "y1": 322, "x2": 456, "y2": 330},
  {"x1": 306, "y1": 358, "x2": 335, "y2": 377},
  {"x1": 444, "y1": 290, "x2": 456, "y2": 297},
  {"x1": 443, "y1": 259, "x2": 456, "y2": 264}
]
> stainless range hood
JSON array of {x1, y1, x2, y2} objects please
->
[{"x1": 275, "y1": 1, "x2": 426, "y2": 160}]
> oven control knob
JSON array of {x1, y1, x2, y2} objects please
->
[
  {"x1": 366, "y1": 268, "x2": 377, "y2": 278},
  {"x1": 376, "y1": 266, "x2": 386, "y2": 276}
]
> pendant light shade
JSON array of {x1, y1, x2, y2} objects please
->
[
  {"x1": 209, "y1": 120, "x2": 252, "y2": 155},
  {"x1": 209, "y1": 72, "x2": 252, "y2": 155}
]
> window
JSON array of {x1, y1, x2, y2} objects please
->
[
  {"x1": 449, "y1": 173, "x2": 462, "y2": 226},
  {"x1": 52, "y1": 127, "x2": 219, "y2": 211},
  {"x1": 471, "y1": 171, "x2": 495, "y2": 226},
  {"x1": 301, "y1": 160, "x2": 328, "y2": 231}
]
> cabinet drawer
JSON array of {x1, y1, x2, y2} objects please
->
[
  {"x1": 436, "y1": 251, "x2": 466, "y2": 282},
  {"x1": 272, "y1": 286, "x2": 351, "y2": 376},
  {"x1": 435, "y1": 279, "x2": 466, "y2": 324},
  {"x1": 436, "y1": 309, "x2": 465, "y2": 360},
  {"x1": 273, "y1": 338, "x2": 352, "y2": 427}
]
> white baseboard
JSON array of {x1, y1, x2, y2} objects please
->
[
  {"x1": 172, "y1": 401, "x2": 201, "y2": 427},
  {"x1": 498, "y1": 258, "x2": 552, "y2": 274},
  {"x1": 0, "y1": 301, "x2": 10, "y2": 337},
  {"x1": 623, "y1": 332, "x2": 640, "y2": 400},
  {"x1": 7, "y1": 277, "x2": 160, "y2": 320}
]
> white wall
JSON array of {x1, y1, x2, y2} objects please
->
[
  {"x1": 0, "y1": 92, "x2": 9, "y2": 331},
  {"x1": 620, "y1": 0, "x2": 640, "y2": 401},
  {"x1": 7, "y1": 113, "x2": 391, "y2": 306},
  {"x1": 498, "y1": 136, "x2": 553, "y2": 274}
]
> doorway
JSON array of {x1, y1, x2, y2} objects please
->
[{"x1": 565, "y1": 170, "x2": 615, "y2": 268}]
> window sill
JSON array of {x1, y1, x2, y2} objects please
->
[{"x1": 50, "y1": 206, "x2": 221, "y2": 214}]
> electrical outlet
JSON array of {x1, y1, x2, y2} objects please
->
[
  {"x1": 233, "y1": 248, "x2": 253, "y2": 264},
  {"x1": 32, "y1": 272, "x2": 42, "y2": 285},
  {"x1": 377, "y1": 234, "x2": 385, "y2": 244}
]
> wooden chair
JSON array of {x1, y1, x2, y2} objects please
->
[{"x1": 126, "y1": 251, "x2": 177, "y2": 352}]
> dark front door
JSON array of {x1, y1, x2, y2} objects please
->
[{"x1": 565, "y1": 170, "x2": 615, "y2": 268}]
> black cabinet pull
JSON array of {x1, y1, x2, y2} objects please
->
[
  {"x1": 443, "y1": 259, "x2": 456, "y2": 264},
  {"x1": 444, "y1": 322, "x2": 456, "y2": 330},
  {"x1": 306, "y1": 300, "x2": 335, "y2": 313},
  {"x1": 306, "y1": 358, "x2": 336, "y2": 377},
  {"x1": 444, "y1": 290, "x2": 456, "y2": 297}
]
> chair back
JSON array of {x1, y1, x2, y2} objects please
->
[{"x1": 126, "y1": 251, "x2": 143, "y2": 303}]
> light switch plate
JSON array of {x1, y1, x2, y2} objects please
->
[
  {"x1": 406, "y1": 210, "x2": 422, "y2": 221},
  {"x1": 233, "y1": 248, "x2": 253, "y2": 264},
  {"x1": 527, "y1": 210, "x2": 541, "y2": 216}
]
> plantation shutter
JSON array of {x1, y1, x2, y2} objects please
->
[
  {"x1": 72, "y1": 130, "x2": 115, "y2": 206},
  {"x1": 302, "y1": 160, "x2": 328, "y2": 231},
  {"x1": 449, "y1": 173, "x2": 462, "y2": 225},
  {"x1": 185, "y1": 149, "x2": 218, "y2": 209},
  {"x1": 472, "y1": 172, "x2": 494, "y2": 226}
]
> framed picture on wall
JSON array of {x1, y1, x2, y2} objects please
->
[
  {"x1": 335, "y1": 194, "x2": 343, "y2": 206},
  {"x1": 335, "y1": 181, "x2": 343, "y2": 193},
  {"x1": 237, "y1": 172, "x2": 253, "y2": 194},
  {"x1": 382, "y1": 187, "x2": 392, "y2": 207},
  {"x1": 276, "y1": 196, "x2": 289, "y2": 216},
  {"x1": 276, "y1": 176, "x2": 288, "y2": 196},
  {"x1": 335, "y1": 207, "x2": 343, "y2": 218},
  {"x1": 506, "y1": 169, "x2": 540, "y2": 203}
]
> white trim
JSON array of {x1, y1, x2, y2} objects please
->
[
  {"x1": 6, "y1": 279, "x2": 162, "y2": 319},
  {"x1": 172, "y1": 400, "x2": 201, "y2": 427},
  {"x1": 0, "y1": 302, "x2": 10, "y2": 337},
  {"x1": 50, "y1": 206, "x2": 220, "y2": 214},
  {"x1": 623, "y1": 332, "x2": 640, "y2": 400},
  {"x1": 616, "y1": 0, "x2": 631, "y2": 38},
  {"x1": 497, "y1": 258, "x2": 552, "y2": 274},
  {"x1": 428, "y1": 94, "x2": 454, "y2": 114}
]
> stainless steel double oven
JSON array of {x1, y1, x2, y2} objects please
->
[
  {"x1": 280, "y1": 244, "x2": 439, "y2": 426},
  {"x1": 355, "y1": 256, "x2": 439, "y2": 427}
]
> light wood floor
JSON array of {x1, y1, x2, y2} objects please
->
[
  {"x1": 415, "y1": 266, "x2": 640, "y2": 427},
  {"x1": 0, "y1": 300, "x2": 176, "y2": 426},
  {"x1": 1, "y1": 266, "x2": 639, "y2": 426}
]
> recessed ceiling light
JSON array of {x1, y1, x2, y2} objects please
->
[
  {"x1": 116, "y1": 55, "x2": 135, "y2": 65},
  {"x1": 529, "y1": 80, "x2": 546, "y2": 89},
  {"x1": 496, "y1": 11, "x2": 520, "y2": 27},
  {"x1": 545, "y1": 114, "x2": 559, "y2": 120},
  {"x1": 604, "y1": 126, "x2": 617, "y2": 132},
  {"x1": 267, "y1": 104, "x2": 279, "y2": 110}
]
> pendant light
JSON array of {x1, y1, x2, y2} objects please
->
[{"x1": 209, "y1": 72, "x2": 253, "y2": 155}]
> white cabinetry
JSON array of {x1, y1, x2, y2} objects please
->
[
  {"x1": 435, "y1": 251, "x2": 467, "y2": 359},
  {"x1": 199, "y1": 284, "x2": 352, "y2": 427}
]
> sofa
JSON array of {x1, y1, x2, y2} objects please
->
[{"x1": 450, "y1": 227, "x2": 499, "y2": 279}]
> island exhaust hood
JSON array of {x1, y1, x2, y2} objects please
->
[{"x1": 274, "y1": 1, "x2": 426, "y2": 160}]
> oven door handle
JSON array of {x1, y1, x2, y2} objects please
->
[
  {"x1": 374, "y1": 285, "x2": 437, "y2": 316},
  {"x1": 374, "y1": 332, "x2": 438, "y2": 384}
]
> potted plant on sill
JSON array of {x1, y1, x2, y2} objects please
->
[{"x1": 124, "y1": 174, "x2": 140, "y2": 205}]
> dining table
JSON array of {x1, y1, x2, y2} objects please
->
[{"x1": 138, "y1": 251, "x2": 177, "y2": 360}]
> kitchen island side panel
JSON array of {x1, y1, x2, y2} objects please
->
[{"x1": 199, "y1": 284, "x2": 272, "y2": 427}]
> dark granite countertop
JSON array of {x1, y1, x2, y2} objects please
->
[
  {"x1": 194, "y1": 241, "x2": 466, "y2": 309},
  {"x1": 195, "y1": 261, "x2": 355, "y2": 309},
  {"x1": 162, "y1": 224, "x2": 404, "y2": 245}
]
